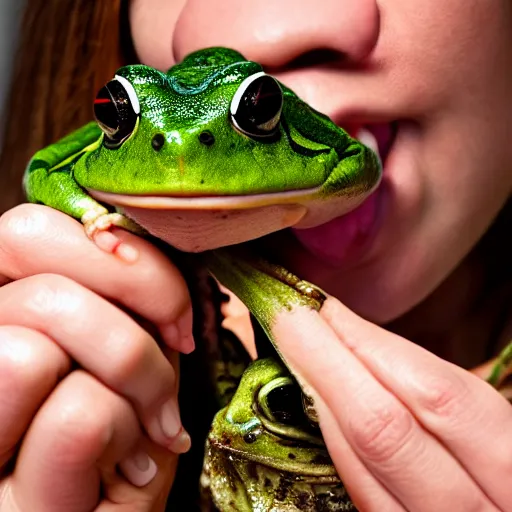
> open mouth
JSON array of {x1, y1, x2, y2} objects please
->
[
  {"x1": 349, "y1": 122, "x2": 397, "y2": 168},
  {"x1": 290, "y1": 121, "x2": 397, "y2": 267}
]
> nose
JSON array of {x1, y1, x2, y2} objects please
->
[{"x1": 173, "y1": 0, "x2": 380, "y2": 68}]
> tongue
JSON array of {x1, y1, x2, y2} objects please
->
[{"x1": 292, "y1": 189, "x2": 379, "y2": 265}]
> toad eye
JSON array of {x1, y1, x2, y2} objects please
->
[
  {"x1": 93, "y1": 75, "x2": 140, "y2": 149},
  {"x1": 230, "y1": 72, "x2": 283, "y2": 138},
  {"x1": 258, "y1": 377, "x2": 306, "y2": 426}
]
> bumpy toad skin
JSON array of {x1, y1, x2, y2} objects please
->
[{"x1": 202, "y1": 358, "x2": 354, "y2": 512}]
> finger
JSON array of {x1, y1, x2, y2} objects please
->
[
  {"x1": 0, "y1": 204, "x2": 193, "y2": 352},
  {"x1": 273, "y1": 305, "x2": 496, "y2": 511},
  {"x1": 0, "y1": 275, "x2": 190, "y2": 452},
  {"x1": 100, "y1": 437, "x2": 178, "y2": 511},
  {"x1": 322, "y1": 298, "x2": 512, "y2": 510},
  {"x1": 12, "y1": 370, "x2": 144, "y2": 512},
  {"x1": 310, "y1": 392, "x2": 406, "y2": 512},
  {"x1": 0, "y1": 326, "x2": 70, "y2": 470}
]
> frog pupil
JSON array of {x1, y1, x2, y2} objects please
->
[
  {"x1": 231, "y1": 74, "x2": 283, "y2": 138},
  {"x1": 94, "y1": 79, "x2": 138, "y2": 149},
  {"x1": 265, "y1": 383, "x2": 304, "y2": 425}
]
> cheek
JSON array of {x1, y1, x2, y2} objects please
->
[{"x1": 129, "y1": 0, "x2": 187, "y2": 70}]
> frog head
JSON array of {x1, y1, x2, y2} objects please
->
[
  {"x1": 203, "y1": 358, "x2": 353, "y2": 510},
  {"x1": 75, "y1": 47, "x2": 380, "y2": 251}
]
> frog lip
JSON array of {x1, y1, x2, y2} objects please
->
[
  {"x1": 208, "y1": 438, "x2": 339, "y2": 478},
  {"x1": 88, "y1": 186, "x2": 324, "y2": 210},
  {"x1": 89, "y1": 183, "x2": 378, "y2": 253},
  {"x1": 88, "y1": 185, "x2": 374, "y2": 227}
]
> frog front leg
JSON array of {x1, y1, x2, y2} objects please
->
[{"x1": 23, "y1": 122, "x2": 144, "y2": 261}]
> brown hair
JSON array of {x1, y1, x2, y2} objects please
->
[{"x1": 0, "y1": 0, "x2": 129, "y2": 213}]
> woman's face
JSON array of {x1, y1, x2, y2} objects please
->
[{"x1": 130, "y1": 0, "x2": 512, "y2": 323}]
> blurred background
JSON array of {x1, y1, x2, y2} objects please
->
[{"x1": 0, "y1": 0, "x2": 26, "y2": 146}]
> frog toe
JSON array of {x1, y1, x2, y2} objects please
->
[{"x1": 83, "y1": 212, "x2": 144, "y2": 262}]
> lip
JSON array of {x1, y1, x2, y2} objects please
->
[{"x1": 290, "y1": 122, "x2": 396, "y2": 268}]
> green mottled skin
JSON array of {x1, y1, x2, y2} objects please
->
[
  {"x1": 22, "y1": 47, "x2": 510, "y2": 511},
  {"x1": 201, "y1": 358, "x2": 355, "y2": 512}
]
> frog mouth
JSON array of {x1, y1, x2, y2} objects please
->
[
  {"x1": 208, "y1": 438, "x2": 339, "y2": 478},
  {"x1": 88, "y1": 185, "x2": 375, "y2": 252},
  {"x1": 89, "y1": 185, "x2": 325, "y2": 210}
]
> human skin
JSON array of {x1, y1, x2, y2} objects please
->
[
  {"x1": 131, "y1": 0, "x2": 512, "y2": 324},
  {"x1": 131, "y1": 0, "x2": 512, "y2": 508},
  {"x1": 0, "y1": 1, "x2": 511, "y2": 511}
]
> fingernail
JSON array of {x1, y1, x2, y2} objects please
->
[
  {"x1": 162, "y1": 307, "x2": 194, "y2": 353},
  {"x1": 115, "y1": 243, "x2": 139, "y2": 263},
  {"x1": 119, "y1": 450, "x2": 157, "y2": 487},
  {"x1": 170, "y1": 429, "x2": 192, "y2": 454},
  {"x1": 159, "y1": 398, "x2": 182, "y2": 439}
]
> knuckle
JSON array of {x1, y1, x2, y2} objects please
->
[
  {"x1": 0, "y1": 204, "x2": 47, "y2": 250},
  {"x1": 24, "y1": 274, "x2": 85, "y2": 315},
  {"x1": 0, "y1": 327, "x2": 56, "y2": 397},
  {"x1": 349, "y1": 402, "x2": 416, "y2": 463},
  {"x1": 29, "y1": 272, "x2": 77, "y2": 290},
  {"x1": 44, "y1": 372, "x2": 115, "y2": 463},
  {"x1": 103, "y1": 327, "x2": 153, "y2": 386},
  {"x1": 102, "y1": 327, "x2": 177, "y2": 408},
  {"x1": 416, "y1": 372, "x2": 470, "y2": 419}
]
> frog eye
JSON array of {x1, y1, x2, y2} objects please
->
[
  {"x1": 93, "y1": 75, "x2": 140, "y2": 149},
  {"x1": 230, "y1": 72, "x2": 283, "y2": 138},
  {"x1": 257, "y1": 377, "x2": 306, "y2": 426}
]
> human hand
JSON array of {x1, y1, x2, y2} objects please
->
[
  {"x1": 0, "y1": 205, "x2": 193, "y2": 512},
  {"x1": 272, "y1": 295, "x2": 512, "y2": 511}
]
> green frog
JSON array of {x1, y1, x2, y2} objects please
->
[
  {"x1": 23, "y1": 47, "x2": 511, "y2": 510},
  {"x1": 24, "y1": 47, "x2": 379, "y2": 255}
]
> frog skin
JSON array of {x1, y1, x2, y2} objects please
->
[
  {"x1": 23, "y1": 47, "x2": 380, "y2": 253},
  {"x1": 201, "y1": 358, "x2": 354, "y2": 512},
  {"x1": 23, "y1": 47, "x2": 511, "y2": 511}
]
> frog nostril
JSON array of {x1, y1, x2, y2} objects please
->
[
  {"x1": 199, "y1": 131, "x2": 215, "y2": 146},
  {"x1": 151, "y1": 133, "x2": 165, "y2": 151}
]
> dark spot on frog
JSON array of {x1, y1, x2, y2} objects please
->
[
  {"x1": 151, "y1": 133, "x2": 165, "y2": 151},
  {"x1": 200, "y1": 179, "x2": 205, "y2": 184},
  {"x1": 288, "y1": 453, "x2": 296, "y2": 460},
  {"x1": 221, "y1": 436, "x2": 231, "y2": 446},
  {"x1": 311, "y1": 453, "x2": 332, "y2": 465},
  {"x1": 221, "y1": 214, "x2": 228, "y2": 219},
  {"x1": 199, "y1": 130, "x2": 215, "y2": 146}
]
